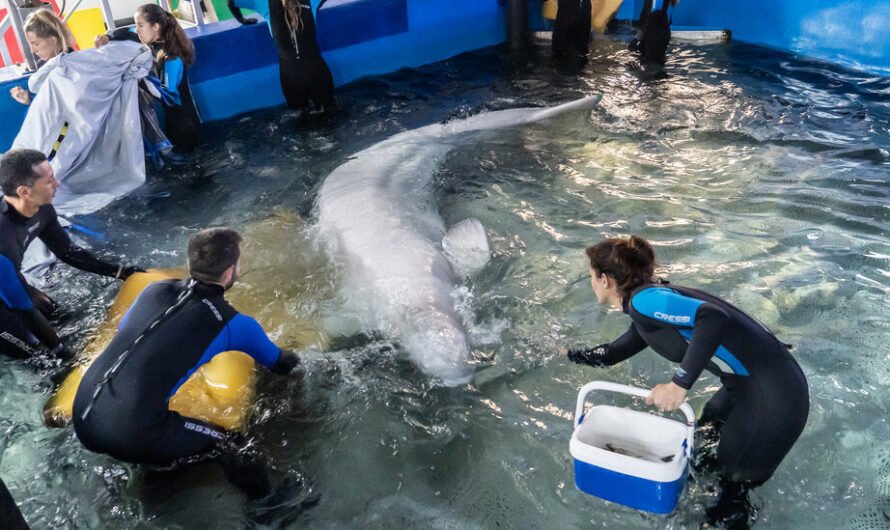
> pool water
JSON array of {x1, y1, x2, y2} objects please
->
[{"x1": 2, "y1": 36, "x2": 889, "y2": 529}]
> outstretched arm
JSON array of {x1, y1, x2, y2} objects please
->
[
  {"x1": 38, "y1": 208, "x2": 142, "y2": 279},
  {"x1": 228, "y1": 314, "x2": 302, "y2": 375},
  {"x1": 227, "y1": 0, "x2": 258, "y2": 24},
  {"x1": 567, "y1": 324, "x2": 648, "y2": 367}
]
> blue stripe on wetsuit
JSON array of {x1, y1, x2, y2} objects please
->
[
  {"x1": 167, "y1": 313, "x2": 281, "y2": 399},
  {"x1": 633, "y1": 287, "x2": 750, "y2": 377},
  {"x1": 160, "y1": 57, "x2": 184, "y2": 106},
  {"x1": 677, "y1": 328, "x2": 750, "y2": 376},
  {"x1": 0, "y1": 255, "x2": 32, "y2": 310}
]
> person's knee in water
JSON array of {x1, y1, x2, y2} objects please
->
[
  {"x1": 0, "y1": 149, "x2": 144, "y2": 360},
  {"x1": 72, "y1": 227, "x2": 302, "y2": 498},
  {"x1": 565, "y1": 235, "x2": 809, "y2": 527}
]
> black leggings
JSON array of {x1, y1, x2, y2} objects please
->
[
  {"x1": 700, "y1": 359, "x2": 809, "y2": 484},
  {"x1": 552, "y1": 0, "x2": 592, "y2": 57},
  {"x1": 0, "y1": 304, "x2": 40, "y2": 358},
  {"x1": 75, "y1": 411, "x2": 272, "y2": 499}
]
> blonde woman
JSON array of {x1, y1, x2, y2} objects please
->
[{"x1": 9, "y1": 9, "x2": 77, "y2": 105}]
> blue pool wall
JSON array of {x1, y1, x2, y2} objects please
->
[
  {"x1": 670, "y1": 0, "x2": 890, "y2": 76},
  {"x1": 3, "y1": 0, "x2": 890, "y2": 151}
]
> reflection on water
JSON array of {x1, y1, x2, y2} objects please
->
[{"x1": 2, "y1": 38, "x2": 889, "y2": 528}]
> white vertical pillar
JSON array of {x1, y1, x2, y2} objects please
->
[
  {"x1": 190, "y1": 0, "x2": 205, "y2": 27},
  {"x1": 2, "y1": 0, "x2": 37, "y2": 70},
  {"x1": 97, "y1": 0, "x2": 115, "y2": 29}
]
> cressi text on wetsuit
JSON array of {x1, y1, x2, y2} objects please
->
[
  {"x1": 72, "y1": 279, "x2": 298, "y2": 465},
  {"x1": 0, "y1": 198, "x2": 120, "y2": 358},
  {"x1": 570, "y1": 281, "x2": 809, "y2": 484}
]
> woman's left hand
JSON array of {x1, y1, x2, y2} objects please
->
[{"x1": 645, "y1": 382, "x2": 687, "y2": 412}]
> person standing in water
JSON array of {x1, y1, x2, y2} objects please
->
[
  {"x1": 566, "y1": 235, "x2": 809, "y2": 529},
  {"x1": 228, "y1": 0, "x2": 335, "y2": 113},
  {"x1": 132, "y1": 4, "x2": 202, "y2": 154}
]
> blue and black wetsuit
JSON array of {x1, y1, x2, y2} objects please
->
[
  {"x1": 72, "y1": 279, "x2": 298, "y2": 465},
  {"x1": 155, "y1": 53, "x2": 201, "y2": 153},
  {"x1": 0, "y1": 199, "x2": 120, "y2": 358},
  {"x1": 571, "y1": 281, "x2": 809, "y2": 484}
]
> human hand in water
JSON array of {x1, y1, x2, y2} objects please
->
[
  {"x1": 116, "y1": 264, "x2": 146, "y2": 280},
  {"x1": 646, "y1": 382, "x2": 687, "y2": 412},
  {"x1": 10, "y1": 86, "x2": 30, "y2": 105}
]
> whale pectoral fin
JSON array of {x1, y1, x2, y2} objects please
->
[{"x1": 442, "y1": 218, "x2": 491, "y2": 277}]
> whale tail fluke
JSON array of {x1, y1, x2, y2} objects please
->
[
  {"x1": 443, "y1": 218, "x2": 490, "y2": 277},
  {"x1": 527, "y1": 94, "x2": 603, "y2": 122}
]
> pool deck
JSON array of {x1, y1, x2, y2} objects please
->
[{"x1": 2, "y1": 0, "x2": 889, "y2": 151}]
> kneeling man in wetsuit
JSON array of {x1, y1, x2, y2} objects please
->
[
  {"x1": 0, "y1": 149, "x2": 142, "y2": 360},
  {"x1": 73, "y1": 227, "x2": 300, "y2": 496}
]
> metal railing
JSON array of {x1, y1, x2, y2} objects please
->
[
  {"x1": 0, "y1": 13, "x2": 12, "y2": 66},
  {"x1": 0, "y1": 0, "x2": 209, "y2": 71},
  {"x1": 0, "y1": 0, "x2": 210, "y2": 71}
]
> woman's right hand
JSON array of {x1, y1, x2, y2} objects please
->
[{"x1": 10, "y1": 86, "x2": 30, "y2": 105}]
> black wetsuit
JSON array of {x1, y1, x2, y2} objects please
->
[
  {"x1": 156, "y1": 54, "x2": 201, "y2": 153},
  {"x1": 552, "y1": 0, "x2": 592, "y2": 58},
  {"x1": 570, "y1": 281, "x2": 809, "y2": 484},
  {"x1": 248, "y1": 0, "x2": 334, "y2": 111},
  {"x1": 0, "y1": 199, "x2": 119, "y2": 358},
  {"x1": 72, "y1": 279, "x2": 298, "y2": 465}
]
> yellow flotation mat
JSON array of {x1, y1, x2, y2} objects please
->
[
  {"x1": 542, "y1": 0, "x2": 624, "y2": 34},
  {"x1": 43, "y1": 269, "x2": 257, "y2": 431}
]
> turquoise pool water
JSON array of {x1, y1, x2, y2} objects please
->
[{"x1": 1, "y1": 37, "x2": 889, "y2": 528}]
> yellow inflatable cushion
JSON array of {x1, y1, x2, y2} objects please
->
[{"x1": 43, "y1": 269, "x2": 256, "y2": 431}]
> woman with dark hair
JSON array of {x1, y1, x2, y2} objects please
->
[
  {"x1": 134, "y1": 3, "x2": 201, "y2": 153},
  {"x1": 228, "y1": 0, "x2": 335, "y2": 113},
  {"x1": 567, "y1": 235, "x2": 809, "y2": 528}
]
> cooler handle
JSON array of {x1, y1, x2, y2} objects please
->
[{"x1": 574, "y1": 380, "x2": 696, "y2": 456}]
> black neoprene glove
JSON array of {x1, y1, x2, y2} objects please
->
[
  {"x1": 272, "y1": 349, "x2": 301, "y2": 375},
  {"x1": 227, "y1": 0, "x2": 258, "y2": 24},
  {"x1": 116, "y1": 265, "x2": 146, "y2": 280},
  {"x1": 567, "y1": 343, "x2": 610, "y2": 367}
]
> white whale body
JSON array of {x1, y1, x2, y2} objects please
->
[{"x1": 316, "y1": 95, "x2": 602, "y2": 385}]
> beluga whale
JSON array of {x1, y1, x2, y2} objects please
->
[{"x1": 316, "y1": 95, "x2": 602, "y2": 385}]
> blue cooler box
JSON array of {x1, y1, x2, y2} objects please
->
[{"x1": 570, "y1": 381, "x2": 695, "y2": 514}]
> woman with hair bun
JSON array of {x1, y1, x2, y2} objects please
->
[{"x1": 568, "y1": 235, "x2": 809, "y2": 528}]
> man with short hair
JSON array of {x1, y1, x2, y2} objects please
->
[
  {"x1": 72, "y1": 227, "x2": 300, "y2": 497},
  {"x1": 0, "y1": 148, "x2": 142, "y2": 359}
]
